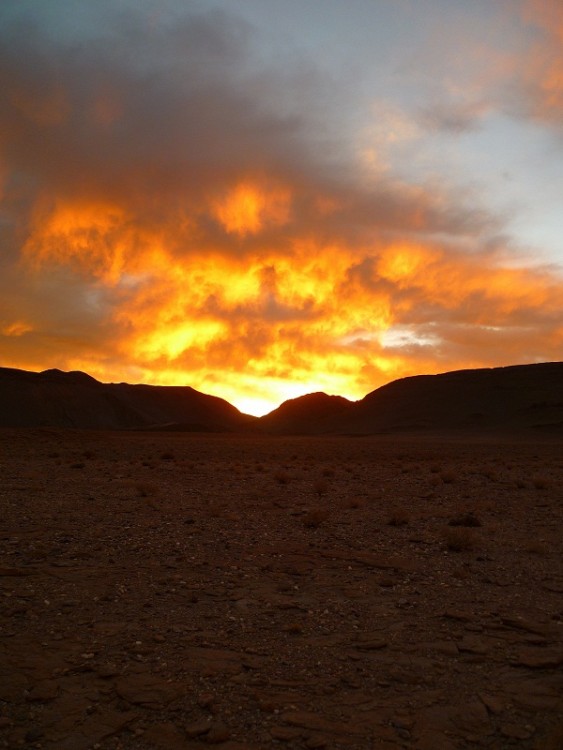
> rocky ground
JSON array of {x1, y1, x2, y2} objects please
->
[{"x1": 1, "y1": 428, "x2": 562, "y2": 750}]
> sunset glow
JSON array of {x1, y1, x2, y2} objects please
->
[{"x1": 1, "y1": 1, "x2": 562, "y2": 415}]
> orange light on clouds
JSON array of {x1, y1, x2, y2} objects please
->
[
  {"x1": 2, "y1": 0, "x2": 563, "y2": 417},
  {"x1": 9, "y1": 180, "x2": 563, "y2": 415},
  {"x1": 213, "y1": 182, "x2": 291, "y2": 236}
]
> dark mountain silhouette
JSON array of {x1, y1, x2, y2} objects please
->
[
  {"x1": 0, "y1": 362, "x2": 561, "y2": 433},
  {"x1": 272, "y1": 362, "x2": 563, "y2": 434},
  {"x1": 258, "y1": 392, "x2": 352, "y2": 434},
  {"x1": 0, "y1": 367, "x2": 256, "y2": 431}
]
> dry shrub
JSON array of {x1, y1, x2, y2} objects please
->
[
  {"x1": 160, "y1": 451, "x2": 175, "y2": 461},
  {"x1": 482, "y1": 468, "x2": 498, "y2": 482},
  {"x1": 313, "y1": 478, "x2": 328, "y2": 498},
  {"x1": 443, "y1": 527, "x2": 478, "y2": 552},
  {"x1": 283, "y1": 622, "x2": 304, "y2": 634},
  {"x1": 70, "y1": 462, "x2": 85, "y2": 469},
  {"x1": 388, "y1": 509, "x2": 410, "y2": 527},
  {"x1": 347, "y1": 496, "x2": 365, "y2": 509},
  {"x1": 303, "y1": 508, "x2": 329, "y2": 528},
  {"x1": 135, "y1": 482, "x2": 159, "y2": 497},
  {"x1": 523, "y1": 540, "x2": 548, "y2": 555},
  {"x1": 532, "y1": 476, "x2": 550, "y2": 490},
  {"x1": 440, "y1": 471, "x2": 457, "y2": 484},
  {"x1": 322, "y1": 467, "x2": 335, "y2": 477},
  {"x1": 448, "y1": 512, "x2": 482, "y2": 528},
  {"x1": 274, "y1": 470, "x2": 290, "y2": 485}
]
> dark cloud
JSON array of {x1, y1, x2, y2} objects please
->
[{"x1": 417, "y1": 99, "x2": 489, "y2": 134}]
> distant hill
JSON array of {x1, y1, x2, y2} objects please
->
[
  {"x1": 271, "y1": 362, "x2": 563, "y2": 435},
  {"x1": 258, "y1": 392, "x2": 352, "y2": 434},
  {"x1": 0, "y1": 368, "x2": 256, "y2": 431},
  {"x1": 0, "y1": 362, "x2": 561, "y2": 434}
]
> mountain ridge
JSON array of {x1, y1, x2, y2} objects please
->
[{"x1": 0, "y1": 362, "x2": 562, "y2": 434}]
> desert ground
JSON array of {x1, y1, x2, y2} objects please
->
[{"x1": 1, "y1": 428, "x2": 562, "y2": 750}]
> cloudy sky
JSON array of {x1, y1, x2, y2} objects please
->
[{"x1": 1, "y1": 0, "x2": 562, "y2": 414}]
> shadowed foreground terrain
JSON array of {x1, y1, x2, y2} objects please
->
[{"x1": 1, "y1": 429, "x2": 562, "y2": 749}]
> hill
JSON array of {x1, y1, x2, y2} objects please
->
[
  {"x1": 283, "y1": 362, "x2": 563, "y2": 435},
  {"x1": 258, "y1": 392, "x2": 352, "y2": 434},
  {"x1": 0, "y1": 367, "x2": 255, "y2": 431},
  {"x1": 0, "y1": 362, "x2": 561, "y2": 433}
]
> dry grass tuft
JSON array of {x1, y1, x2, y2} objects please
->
[
  {"x1": 443, "y1": 527, "x2": 478, "y2": 552},
  {"x1": 440, "y1": 471, "x2": 457, "y2": 484},
  {"x1": 283, "y1": 622, "x2": 304, "y2": 634},
  {"x1": 303, "y1": 508, "x2": 329, "y2": 528},
  {"x1": 532, "y1": 476, "x2": 550, "y2": 490},
  {"x1": 313, "y1": 478, "x2": 328, "y2": 498},
  {"x1": 448, "y1": 512, "x2": 482, "y2": 528},
  {"x1": 388, "y1": 509, "x2": 410, "y2": 527},
  {"x1": 347, "y1": 496, "x2": 365, "y2": 509},
  {"x1": 274, "y1": 470, "x2": 291, "y2": 485},
  {"x1": 135, "y1": 482, "x2": 159, "y2": 498},
  {"x1": 523, "y1": 540, "x2": 548, "y2": 555}
]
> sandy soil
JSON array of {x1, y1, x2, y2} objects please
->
[{"x1": 1, "y1": 428, "x2": 562, "y2": 749}]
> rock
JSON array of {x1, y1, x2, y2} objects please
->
[
  {"x1": 185, "y1": 719, "x2": 211, "y2": 738},
  {"x1": 478, "y1": 692, "x2": 505, "y2": 715},
  {"x1": 500, "y1": 722, "x2": 535, "y2": 740},
  {"x1": 501, "y1": 615, "x2": 550, "y2": 636},
  {"x1": 354, "y1": 635, "x2": 388, "y2": 651},
  {"x1": 443, "y1": 609, "x2": 473, "y2": 622},
  {"x1": 282, "y1": 710, "x2": 361, "y2": 737},
  {"x1": 457, "y1": 636, "x2": 488, "y2": 655},
  {"x1": 0, "y1": 567, "x2": 34, "y2": 577},
  {"x1": 56, "y1": 709, "x2": 137, "y2": 750},
  {"x1": 206, "y1": 721, "x2": 232, "y2": 743},
  {"x1": 96, "y1": 663, "x2": 120, "y2": 678},
  {"x1": 115, "y1": 673, "x2": 186, "y2": 707},
  {"x1": 26, "y1": 680, "x2": 59, "y2": 702},
  {"x1": 269, "y1": 726, "x2": 302, "y2": 741},
  {"x1": 512, "y1": 648, "x2": 563, "y2": 669},
  {"x1": 424, "y1": 640, "x2": 459, "y2": 656},
  {"x1": 145, "y1": 722, "x2": 196, "y2": 750},
  {"x1": 449, "y1": 700, "x2": 492, "y2": 740}
]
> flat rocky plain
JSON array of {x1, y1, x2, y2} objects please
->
[{"x1": 1, "y1": 428, "x2": 562, "y2": 750}]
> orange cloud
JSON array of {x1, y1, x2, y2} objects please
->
[
  {"x1": 518, "y1": 0, "x2": 563, "y2": 121},
  {"x1": 13, "y1": 182, "x2": 562, "y2": 414}
]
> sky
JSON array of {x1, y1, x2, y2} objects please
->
[{"x1": 0, "y1": 0, "x2": 562, "y2": 415}]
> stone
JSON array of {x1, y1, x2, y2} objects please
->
[
  {"x1": 500, "y1": 722, "x2": 535, "y2": 740},
  {"x1": 513, "y1": 648, "x2": 563, "y2": 669},
  {"x1": 206, "y1": 721, "x2": 232, "y2": 744},
  {"x1": 478, "y1": 692, "x2": 505, "y2": 715},
  {"x1": 56, "y1": 709, "x2": 137, "y2": 750},
  {"x1": 144, "y1": 722, "x2": 195, "y2": 750},
  {"x1": 449, "y1": 701, "x2": 492, "y2": 741},
  {"x1": 270, "y1": 726, "x2": 302, "y2": 741},
  {"x1": 185, "y1": 719, "x2": 211, "y2": 738},
  {"x1": 26, "y1": 680, "x2": 59, "y2": 702},
  {"x1": 115, "y1": 673, "x2": 186, "y2": 707}
]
